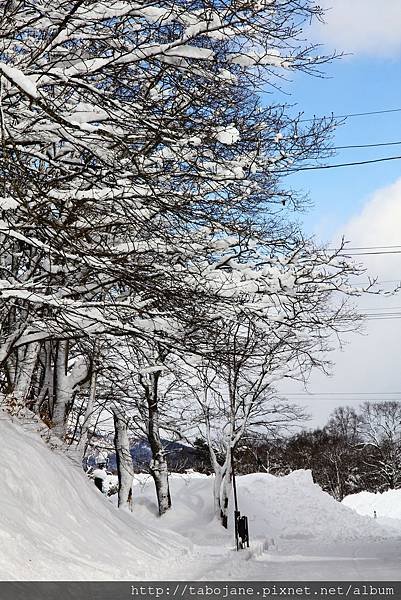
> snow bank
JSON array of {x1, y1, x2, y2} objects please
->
[
  {"x1": 234, "y1": 471, "x2": 395, "y2": 542},
  {"x1": 343, "y1": 489, "x2": 401, "y2": 521},
  {"x1": 130, "y1": 473, "x2": 221, "y2": 546},
  {"x1": 0, "y1": 417, "x2": 186, "y2": 580},
  {"x1": 126, "y1": 470, "x2": 395, "y2": 545}
]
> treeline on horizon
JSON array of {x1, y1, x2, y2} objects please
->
[{"x1": 178, "y1": 401, "x2": 401, "y2": 502}]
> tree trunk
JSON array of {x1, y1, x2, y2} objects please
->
[
  {"x1": 52, "y1": 341, "x2": 87, "y2": 440},
  {"x1": 150, "y1": 452, "x2": 171, "y2": 515},
  {"x1": 113, "y1": 405, "x2": 134, "y2": 511},
  {"x1": 213, "y1": 465, "x2": 223, "y2": 519},
  {"x1": 6, "y1": 341, "x2": 40, "y2": 414},
  {"x1": 209, "y1": 446, "x2": 232, "y2": 528},
  {"x1": 51, "y1": 341, "x2": 70, "y2": 438},
  {"x1": 76, "y1": 349, "x2": 98, "y2": 460},
  {"x1": 220, "y1": 463, "x2": 232, "y2": 529},
  {"x1": 144, "y1": 371, "x2": 172, "y2": 515},
  {"x1": 206, "y1": 411, "x2": 232, "y2": 527}
]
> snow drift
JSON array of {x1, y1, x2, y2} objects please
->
[
  {"x1": 0, "y1": 416, "x2": 186, "y2": 580},
  {"x1": 343, "y1": 489, "x2": 401, "y2": 521},
  {"x1": 233, "y1": 471, "x2": 397, "y2": 542},
  {"x1": 127, "y1": 470, "x2": 396, "y2": 545}
]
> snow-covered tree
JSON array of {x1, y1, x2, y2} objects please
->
[
  {"x1": 0, "y1": 0, "x2": 337, "y2": 373},
  {"x1": 0, "y1": 1, "x2": 372, "y2": 525}
]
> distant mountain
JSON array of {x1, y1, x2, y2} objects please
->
[{"x1": 89, "y1": 438, "x2": 200, "y2": 472}]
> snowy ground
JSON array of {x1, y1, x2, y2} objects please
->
[
  {"x1": 1, "y1": 416, "x2": 401, "y2": 581},
  {"x1": 119, "y1": 472, "x2": 401, "y2": 581}
]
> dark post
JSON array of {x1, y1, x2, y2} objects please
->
[
  {"x1": 231, "y1": 451, "x2": 240, "y2": 551},
  {"x1": 231, "y1": 449, "x2": 250, "y2": 550}
]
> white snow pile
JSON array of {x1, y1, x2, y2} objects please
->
[
  {"x1": 343, "y1": 489, "x2": 401, "y2": 521},
  {"x1": 0, "y1": 417, "x2": 186, "y2": 580},
  {"x1": 127, "y1": 473, "x2": 222, "y2": 546},
  {"x1": 215, "y1": 125, "x2": 240, "y2": 145},
  {"x1": 233, "y1": 471, "x2": 397, "y2": 542},
  {"x1": 126, "y1": 470, "x2": 396, "y2": 545}
]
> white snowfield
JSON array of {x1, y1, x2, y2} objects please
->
[{"x1": 1, "y1": 417, "x2": 401, "y2": 581}]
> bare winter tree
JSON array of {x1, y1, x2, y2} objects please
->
[
  {"x1": 358, "y1": 401, "x2": 401, "y2": 491},
  {"x1": 176, "y1": 249, "x2": 364, "y2": 527}
]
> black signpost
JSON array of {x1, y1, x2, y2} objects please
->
[{"x1": 231, "y1": 452, "x2": 249, "y2": 551}]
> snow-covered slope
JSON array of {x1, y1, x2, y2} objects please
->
[
  {"x1": 343, "y1": 489, "x2": 401, "y2": 521},
  {"x1": 0, "y1": 417, "x2": 186, "y2": 580}
]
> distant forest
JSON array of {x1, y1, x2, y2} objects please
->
[{"x1": 181, "y1": 402, "x2": 401, "y2": 502}]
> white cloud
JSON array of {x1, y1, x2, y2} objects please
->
[
  {"x1": 341, "y1": 177, "x2": 401, "y2": 270},
  {"x1": 342, "y1": 177, "x2": 401, "y2": 235},
  {"x1": 280, "y1": 178, "x2": 401, "y2": 426},
  {"x1": 315, "y1": 0, "x2": 401, "y2": 57}
]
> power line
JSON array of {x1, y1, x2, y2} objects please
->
[
  {"x1": 350, "y1": 280, "x2": 401, "y2": 285},
  {"x1": 281, "y1": 392, "x2": 401, "y2": 401},
  {"x1": 362, "y1": 314, "x2": 401, "y2": 321},
  {"x1": 341, "y1": 245, "x2": 401, "y2": 251},
  {"x1": 334, "y1": 108, "x2": 401, "y2": 119},
  {"x1": 332, "y1": 140, "x2": 401, "y2": 151},
  {"x1": 281, "y1": 398, "x2": 401, "y2": 402},
  {"x1": 362, "y1": 312, "x2": 401, "y2": 316},
  {"x1": 359, "y1": 306, "x2": 401, "y2": 313},
  {"x1": 330, "y1": 245, "x2": 401, "y2": 256},
  {"x1": 278, "y1": 140, "x2": 401, "y2": 151},
  {"x1": 281, "y1": 154, "x2": 401, "y2": 173},
  {"x1": 282, "y1": 392, "x2": 401, "y2": 396},
  {"x1": 285, "y1": 109, "x2": 401, "y2": 171},
  {"x1": 332, "y1": 244, "x2": 401, "y2": 257},
  {"x1": 275, "y1": 139, "x2": 401, "y2": 151},
  {"x1": 344, "y1": 250, "x2": 401, "y2": 256},
  {"x1": 365, "y1": 313, "x2": 401, "y2": 318},
  {"x1": 287, "y1": 399, "x2": 401, "y2": 403},
  {"x1": 300, "y1": 107, "x2": 401, "y2": 123}
]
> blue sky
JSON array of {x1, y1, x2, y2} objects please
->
[
  {"x1": 271, "y1": 3, "x2": 401, "y2": 426},
  {"x1": 287, "y1": 56, "x2": 401, "y2": 240}
]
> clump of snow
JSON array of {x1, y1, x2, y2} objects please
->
[
  {"x1": 164, "y1": 46, "x2": 214, "y2": 60},
  {"x1": 215, "y1": 125, "x2": 240, "y2": 145},
  {"x1": 137, "y1": 6, "x2": 175, "y2": 23},
  {"x1": 343, "y1": 489, "x2": 401, "y2": 521},
  {"x1": 0, "y1": 197, "x2": 18, "y2": 210},
  {"x1": 217, "y1": 69, "x2": 238, "y2": 84},
  {"x1": 0, "y1": 63, "x2": 38, "y2": 98},
  {"x1": 227, "y1": 50, "x2": 291, "y2": 68}
]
